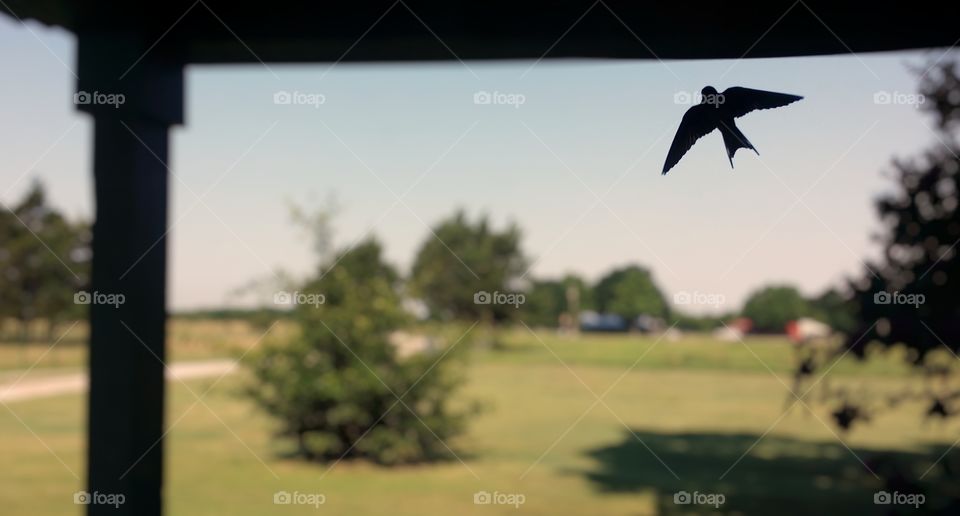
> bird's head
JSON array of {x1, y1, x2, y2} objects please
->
[{"x1": 700, "y1": 86, "x2": 718, "y2": 101}]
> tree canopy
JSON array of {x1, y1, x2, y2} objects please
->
[
  {"x1": 844, "y1": 62, "x2": 960, "y2": 365},
  {"x1": 741, "y1": 285, "x2": 810, "y2": 333},
  {"x1": 802, "y1": 61, "x2": 960, "y2": 438},
  {"x1": 0, "y1": 180, "x2": 89, "y2": 339},
  {"x1": 593, "y1": 265, "x2": 667, "y2": 321},
  {"x1": 409, "y1": 211, "x2": 526, "y2": 322}
]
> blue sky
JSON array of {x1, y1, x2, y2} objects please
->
[{"x1": 0, "y1": 16, "x2": 950, "y2": 313}]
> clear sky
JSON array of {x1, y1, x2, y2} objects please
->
[{"x1": 0, "y1": 16, "x2": 950, "y2": 313}]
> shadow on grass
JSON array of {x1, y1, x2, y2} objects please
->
[{"x1": 581, "y1": 429, "x2": 959, "y2": 515}]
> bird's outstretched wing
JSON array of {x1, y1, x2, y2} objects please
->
[
  {"x1": 662, "y1": 104, "x2": 717, "y2": 175},
  {"x1": 722, "y1": 87, "x2": 803, "y2": 118}
]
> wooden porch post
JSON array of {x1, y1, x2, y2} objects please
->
[{"x1": 76, "y1": 32, "x2": 183, "y2": 516}]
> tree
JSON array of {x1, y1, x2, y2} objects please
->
[
  {"x1": 836, "y1": 61, "x2": 960, "y2": 384},
  {"x1": 741, "y1": 285, "x2": 809, "y2": 333},
  {"x1": 0, "y1": 181, "x2": 89, "y2": 340},
  {"x1": 520, "y1": 274, "x2": 594, "y2": 328},
  {"x1": 592, "y1": 265, "x2": 667, "y2": 321},
  {"x1": 796, "y1": 62, "x2": 960, "y2": 504},
  {"x1": 521, "y1": 279, "x2": 565, "y2": 327},
  {"x1": 843, "y1": 62, "x2": 960, "y2": 366},
  {"x1": 409, "y1": 211, "x2": 526, "y2": 322},
  {"x1": 246, "y1": 210, "x2": 475, "y2": 465}
]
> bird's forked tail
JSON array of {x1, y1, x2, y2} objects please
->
[{"x1": 719, "y1": 121, "x2": 759, "y2": 168}]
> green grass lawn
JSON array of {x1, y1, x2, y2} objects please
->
[
  {"x1": 0, "y1": 324, "x2": 957, "y2": 515},
  {"x1": 491, "y1": 326, "x2": 931, "y2": 377}
]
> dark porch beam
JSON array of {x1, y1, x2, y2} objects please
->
[{"x1": 3, "y1": 1, "x2": 960, "y2": 63}]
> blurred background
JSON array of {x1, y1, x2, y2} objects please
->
[{"x1": 2, "y1": 13, "x2": 960, "y2": 515}]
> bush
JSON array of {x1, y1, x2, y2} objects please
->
[{"x1": 245, "y1": 239, "x2": 475, "y2": 465}]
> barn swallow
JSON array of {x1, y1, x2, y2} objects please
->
[{"x1": 662, "y1": 86, "x2": 803, "y2": 175}]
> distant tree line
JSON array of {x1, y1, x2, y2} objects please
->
[
  {"x1": 405, "y1": 210, "x2": 854, "y2": 333},
  {"x1": 1, "y1": 181, "x2": 855, "y2": 343},
  {"x1": 741, "y1": 285, "x2": 854, "y2": 334}
]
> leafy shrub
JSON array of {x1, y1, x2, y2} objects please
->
[{"x1": 246, "y1": 239, "x2": 475, "y2": 465}]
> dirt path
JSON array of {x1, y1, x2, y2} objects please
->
[{"x1": 0, "y1": 359, "x2": 237, "y2": 403}]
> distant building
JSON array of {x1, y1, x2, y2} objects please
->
[
  {"x1": 786, "y1": 317, "x2": 832, "y2": 344},
  {"x1": 713, "y1": 317, "x2": 753, "y2": 341}
]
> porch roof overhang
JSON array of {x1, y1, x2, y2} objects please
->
[{"x1": 3, "y1": 0, "x2": 958, "y2": 63}]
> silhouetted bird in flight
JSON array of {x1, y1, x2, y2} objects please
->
[{"x1": 662, "y1": 86, "x2": 803, "y2": 175}]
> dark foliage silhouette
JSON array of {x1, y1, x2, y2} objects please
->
[
  {"x1": 830, "y1": 62, "x2": 960, "y2": 419},
  {"x1": 798, "y1": 60, "x2": 960, "y2": 509}
]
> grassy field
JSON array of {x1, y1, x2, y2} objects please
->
[
  {"x1": 0, "y1": 319, "x2": 957, "y2": 515},
  {"x1": 0, "y1": 318, "x2": 294, "y2": 372}
]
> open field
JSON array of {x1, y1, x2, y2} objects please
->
[
  {"x1": 0, "y1": 318, "x2": 294, "y2": 372},
  {"x1": 0, "y1": 319, "x2": 957, "y2": 515},
  {"x1": 0, "y1": 318, "x2": 937, "y2": 376}
]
